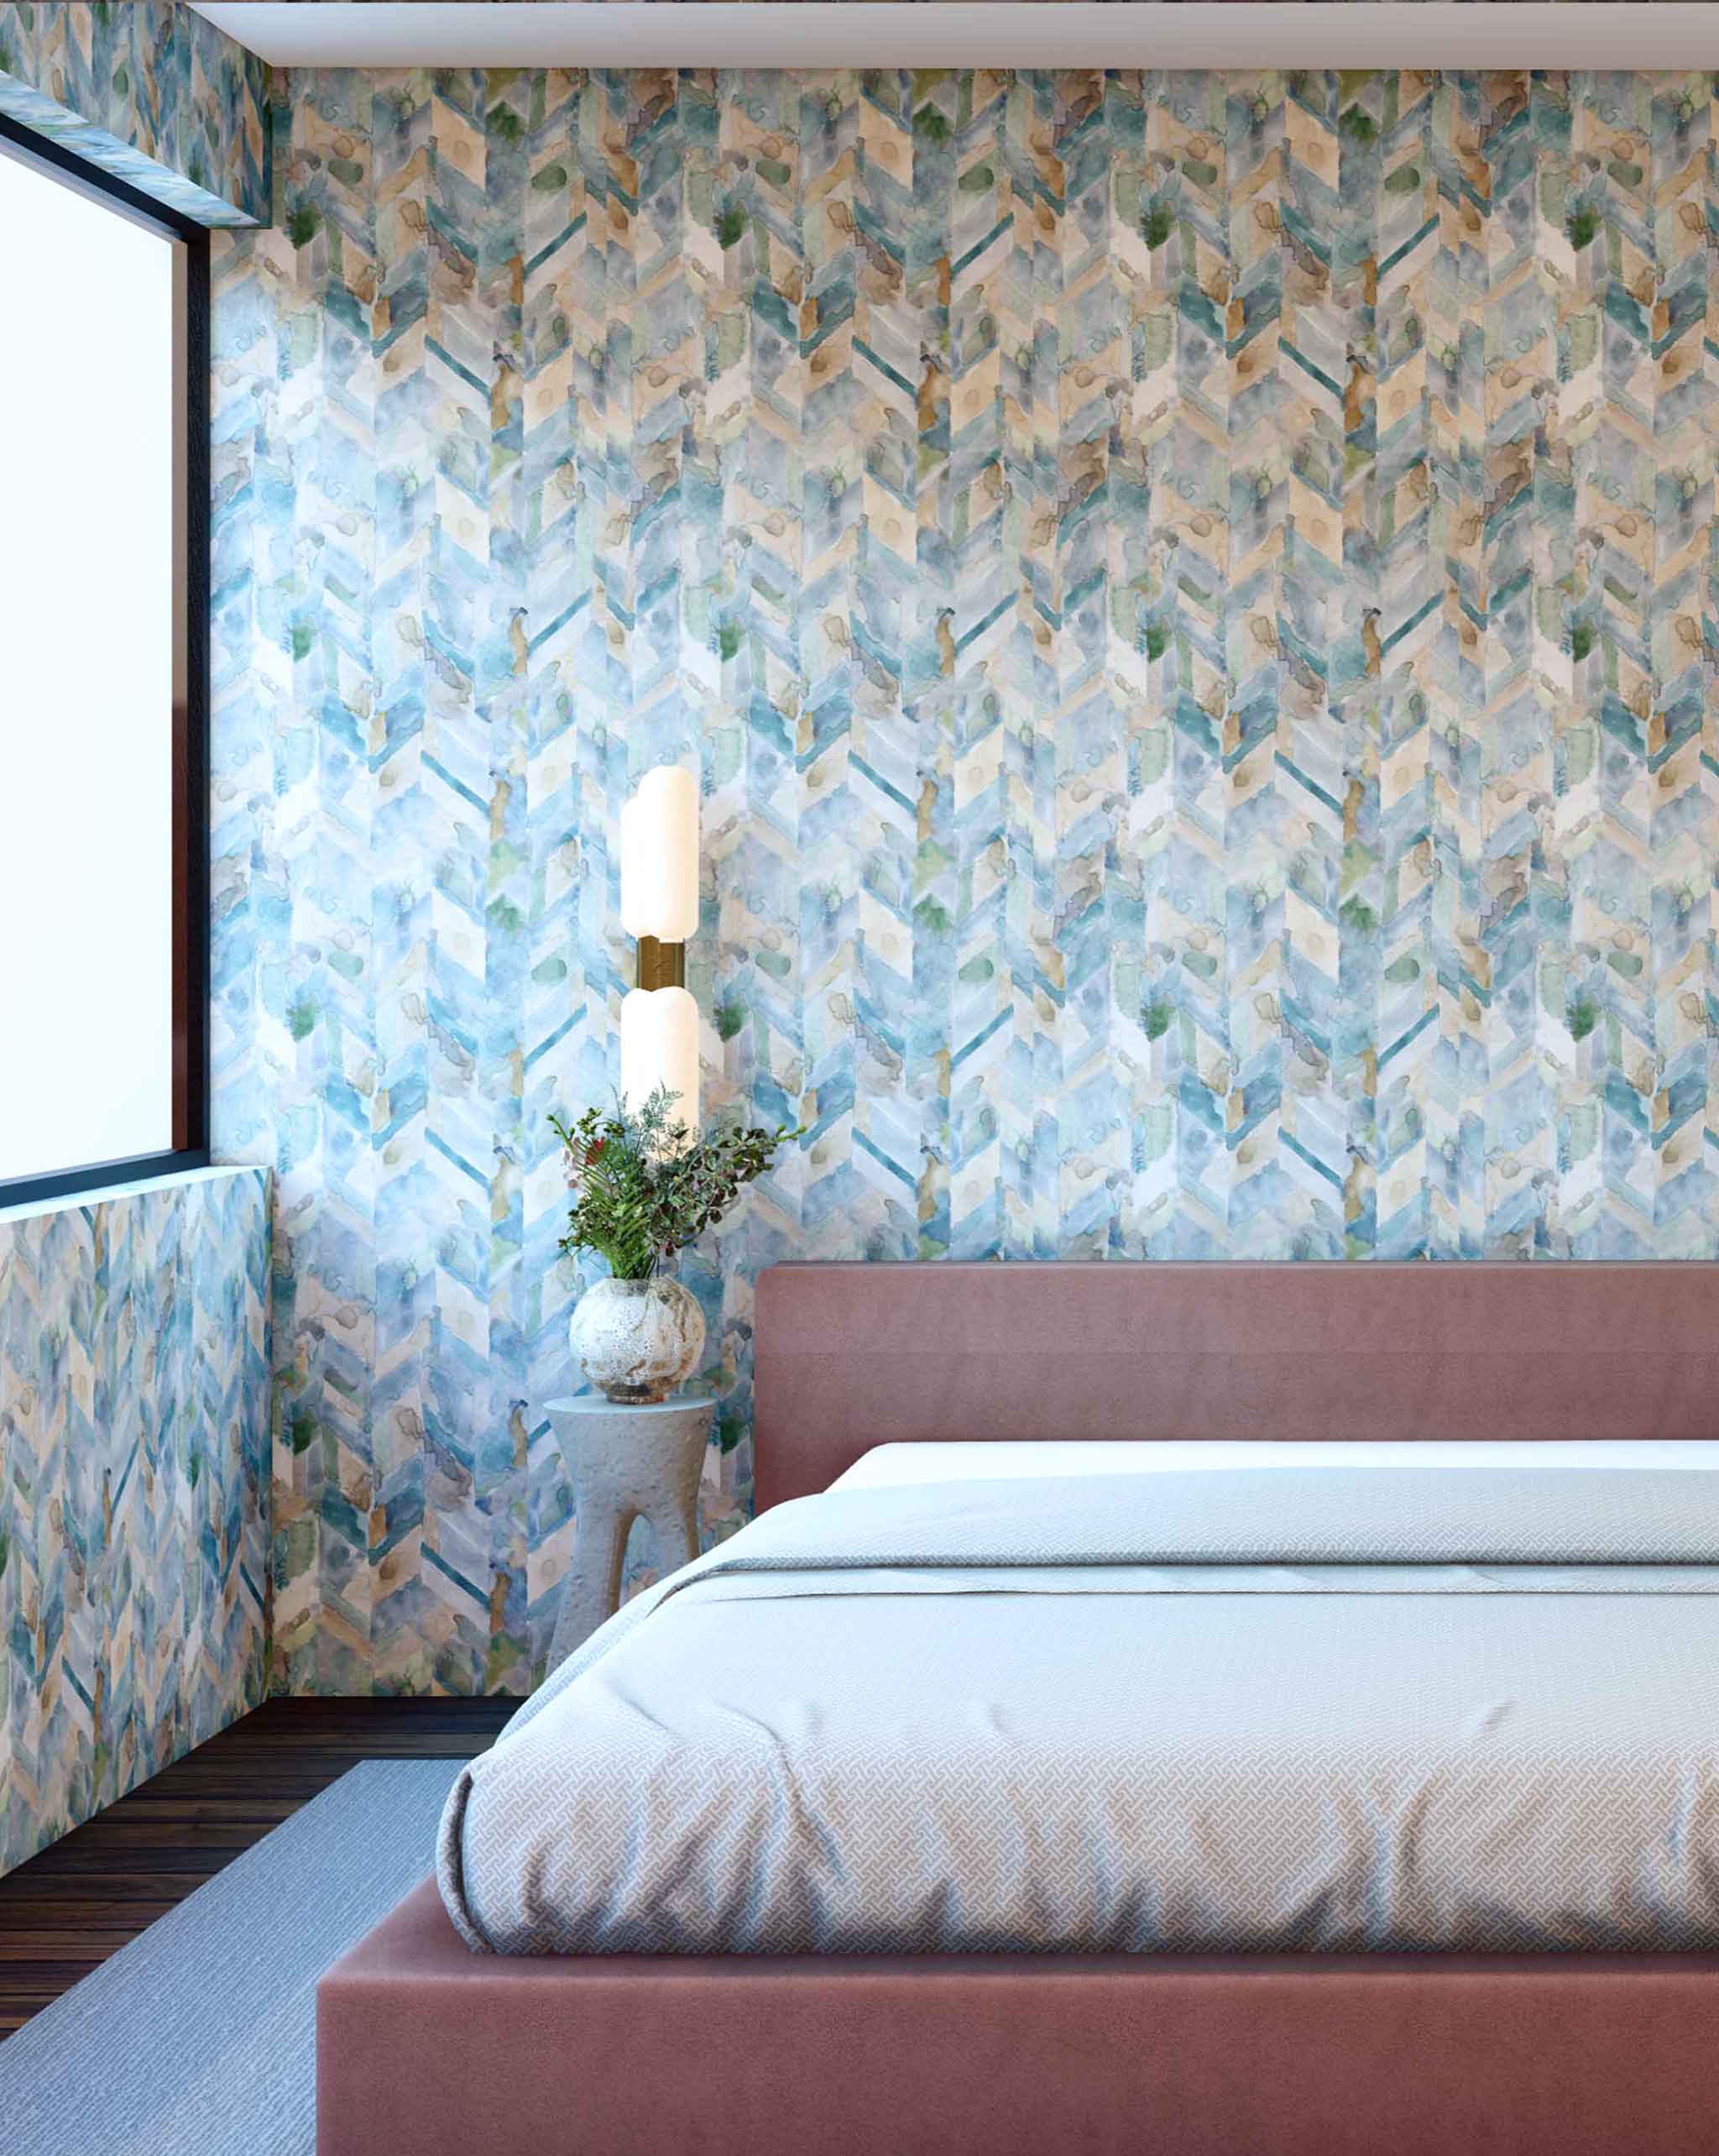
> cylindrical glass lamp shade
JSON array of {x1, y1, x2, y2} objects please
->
[
  {"x1": 619, "y1": 766, "x2": 699, "y2": 942},
  {"x1": 620, "y1": 985, "x2": 700, "y2": 1137}
]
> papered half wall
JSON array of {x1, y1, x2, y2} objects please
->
[
  {"x1": 0, "y1": 1169, "x2": 271, "y2": 1880},
  {"x1": 211, "y1": 65, "x2": 1719, "y2": 1694},
  {"x1": 0, "y1": 1, "x2": 269, "y2": 226}
]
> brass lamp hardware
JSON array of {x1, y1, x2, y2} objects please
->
[
  {"x1": 635, "y1": 935, "x2": 686, "y2": 993},
  {"x1": 619, "y1": 766, "x2": 700, "y2": 1131}
]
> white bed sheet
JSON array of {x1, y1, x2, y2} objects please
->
[
  {"x1": 449, "y1": 1463, "x2": 1719, "y2": 1955},
  {"x1": 831, "y1": 1436, "x2": 1719, "y2": 1489}
]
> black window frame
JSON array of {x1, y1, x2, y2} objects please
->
[{"x1": 0, "y1": 110, "x2": 210, "y2": 1209}]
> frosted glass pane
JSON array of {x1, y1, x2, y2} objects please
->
[{"x1": 0, "y1": 146, "x2": 177, "y2": 1184}]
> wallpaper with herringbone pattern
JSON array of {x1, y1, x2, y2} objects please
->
[
  {"x1": 0, "y1": 2, "x2": 269, "y2": 226},
  {"x1": 0, "y1": 1170, "x2": 272, "y2": 1879},
  {"x1": 211, "y1": 68, "x2": 1719, "y2": 1695}
]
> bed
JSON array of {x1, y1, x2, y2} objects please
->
[{"x1": 317, "y1": 1260, "x2": 1719, "y2": 2155}]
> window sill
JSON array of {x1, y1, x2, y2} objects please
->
[{"x1": 0, "y1": 1159, "x2": 266, "y2": 1227}]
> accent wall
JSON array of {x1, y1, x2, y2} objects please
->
[{"x1": 210, "y1": 65, "x2": 1719, "y2": 1695}]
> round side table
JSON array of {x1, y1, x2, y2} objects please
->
[{"x1": 545, "y1": 1395, "x2": 713, "y2": 1671}]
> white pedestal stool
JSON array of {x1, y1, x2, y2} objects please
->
[{"x1": 545, "y1": 1395, "x2": 713, "y2": 1668}]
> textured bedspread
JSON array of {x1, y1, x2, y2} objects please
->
[{"x1": 439, "y1": 1468, "x2": 1719, "y2": 1955}]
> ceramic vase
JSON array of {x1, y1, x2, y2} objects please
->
[{"x1": 568, "y1": 1276, "x2": 705, "y2": 1404}]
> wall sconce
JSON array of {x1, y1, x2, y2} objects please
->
[{"x1": 619, "y1": 765, "x2": 699, "y2": 1134}]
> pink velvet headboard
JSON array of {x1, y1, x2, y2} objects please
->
[{"x1": 751, "y1": 1261, "x2": 1719, "y2": 1510}]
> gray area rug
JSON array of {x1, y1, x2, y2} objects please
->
[{"x1": 0, "y1": 1758, "x2": 464, "y2": 2156}]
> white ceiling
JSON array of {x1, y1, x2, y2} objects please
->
[{"x1": 188, "y1": 3, "x2": 1719, "y2": 71}]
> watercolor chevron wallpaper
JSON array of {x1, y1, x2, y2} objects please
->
[
  {"x1": 206, "y1": 65, "x2": 1719, "y2": 1696},
  {"x1": 0, "y1": 2, "x2": 269, "y2": 226},
  {"x1": 0, "y1": 1170, "x2": 272, "y2": 1878}
]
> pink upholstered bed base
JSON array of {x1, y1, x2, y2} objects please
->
[
  {"x1": 319, "y1": 1878, "x2": 1719, "y2": 2156},
  {"x1": 316, "y1": 1262, "x2": 1719, "y2": 2155}
]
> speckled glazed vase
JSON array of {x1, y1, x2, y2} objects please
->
[{"x1": 568, "y1": 1276, "x2": 705, "y2": 1403}]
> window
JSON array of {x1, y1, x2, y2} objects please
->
[{"x1": 0, "y1": 116, "x2": 208, "y2": 1205}]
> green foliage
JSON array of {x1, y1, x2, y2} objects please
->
[
  {"x1": 1567, "y1": 205, "x2": 1599, "y2": 252},
  {"x1": 1142, "y1": 202, "x2": 1173, "y2": 251},
  {"x1": 1568, "y1": 995, "x2": 1599, "y2": 1044},
  {"x1": 1571, "y1": 621, "x2": 1596, "y2": 664},
  {"x1": 552, "y1": 1088, "x2": 797, "y2": 1281},
  {"x1": 715, "y1": 207, "x2": 746, "y2": 249}
]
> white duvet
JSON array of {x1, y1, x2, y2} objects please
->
[{"x1": 442, "y1": 1462, "x2": 1719, "y2": 1957}]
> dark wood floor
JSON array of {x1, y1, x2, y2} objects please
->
[{"x1": 0, "y1": 1697, "x2": 514, "y2": 2039}]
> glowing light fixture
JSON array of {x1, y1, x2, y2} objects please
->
[{"x1": 618, "y1": 766, "x2": 700, "y2": 1135}]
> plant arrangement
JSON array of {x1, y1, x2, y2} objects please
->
[{"x1": 551, "y1": 1086, "x2": 795, "y2": 1282}]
